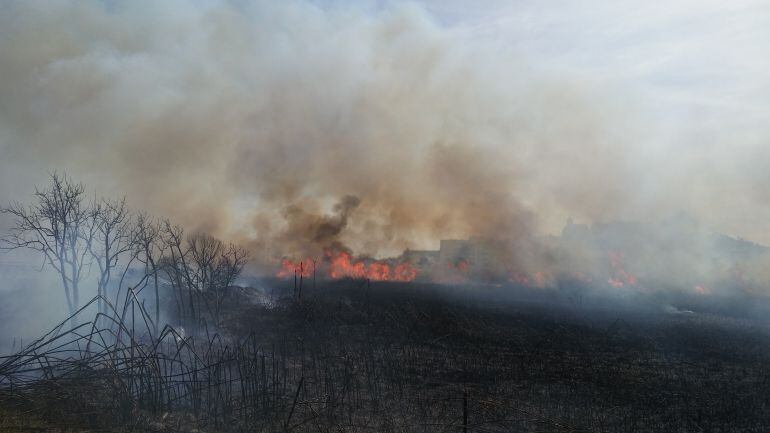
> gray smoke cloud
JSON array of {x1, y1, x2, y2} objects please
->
[{"x1": 0, "y1": 0, "x2": 768, "y2": 275}]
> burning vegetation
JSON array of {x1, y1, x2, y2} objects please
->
[
  {"x1": 277, "y1": 249, "x2": 418, "y2": 282},
  {"x1": 3, "y1": 176, "x2": 770, "y2": 433},
  {"x1": 1, "y1": 1, "x2": 770, "y2": 431},
  {"x1": 273, "y1": 216, "x2": 770, "y2": 300}
]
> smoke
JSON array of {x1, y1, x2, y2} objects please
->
[
  {"x1": 0, "y1": 0, "x2": 768, "y2": 277},
  {"x1": 278, "y1": 194, "x2": 361, "y2": 255}
]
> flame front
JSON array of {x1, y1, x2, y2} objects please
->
[
  {"x1": 328, "y1": 250, "x2": 417, "y2": 282},
  {"x1": 277, "y1": 250, "x2": 418, "y2": 282},
  {"x1": 277, "y1": 259, "x2": 313, "y2": 278},
  {"x1": 276, "y1": 247, "x2": 655, "y2": 291}
]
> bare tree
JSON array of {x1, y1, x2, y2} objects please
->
[
  {"x1": 88, "y1": 197, "x2": 134, "y2": 315},
  {"x1": 131, "y1": 213, "x2": 166, "y2": 330},
  {"x1": 159, "y1": 226, "x2": 248, "y2": 328},
  {"x1": 0, "y1": 173, "x2": 94, "y2": 317},
  {"x1": 160, "y1": 220, "x2": 197, "y2": 327},
  {"x1": 187, "y1": 232, "x2": 249, "y2": 325}
]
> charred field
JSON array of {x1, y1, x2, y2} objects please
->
[
  {"x1": 3, "y1": 0, "x2": 770, "y2": 432},
  {"x1": 3, "y1": 279, "x2": 770, "y2": 433}
]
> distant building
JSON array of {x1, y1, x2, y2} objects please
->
[
  {"x1": 561, "y1": 218, "x2": 591, "y2": 244},
  {"x1": 402, "y1": 249, "x2": 440, "y2": 266},
  {"x1": 440, "y1": 238, "x2": 501, "y2": 265},
  {"x1": 439, "y1": 239, "x2": 472, "y2": 264}
]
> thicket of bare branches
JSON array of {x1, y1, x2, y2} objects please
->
[
  {"x1": 160, "y1": 226, "x2": 248, "y2": 328},
  {"x1": 0, "y1": 173, "x2": 92, "y2": 317},
  {"x1": 0, "y1": 172, "x2": 249, "y2": 330},
  {"x1": 130, "y1": 213, "x2": 166, "y2": 331},
  {"x1": 88, "y1": 197, "x2": 133, "y2": 316}
]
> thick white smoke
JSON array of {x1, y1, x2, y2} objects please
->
[{"x1": 0, "y1": 0, "x2": 768, "y2": 271}]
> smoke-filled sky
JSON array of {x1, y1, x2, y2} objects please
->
[{"x1": 1, "y1": 0, "x2": 769, "y2": 262}]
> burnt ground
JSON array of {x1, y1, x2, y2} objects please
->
[{"x1": 3, "y1": 279, "x2": 770, "y2": 432}]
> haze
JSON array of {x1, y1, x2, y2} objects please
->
[{"x1": 1, "y1": 0, "x2": 769, "y2": 262}]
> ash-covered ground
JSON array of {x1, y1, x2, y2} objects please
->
[{"x1": 3, "y1": 278, "x2": 770, "y2": 433}]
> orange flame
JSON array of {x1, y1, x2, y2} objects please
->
[
  {"x1": 277, "y1": 250, "x2": 417, "y2": 282},
  {"x1": 327, "y1": 250, "x2": 417, "y2": 282},
  {"x1": 277, "y1": 259, "x2": 313, "y2": 278}
]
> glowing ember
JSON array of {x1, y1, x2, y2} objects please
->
[
  {"x1": 607, "y1": 251, "x2": 638, "y2": 288},
  {"x1": 509, "y1": 272, "x2": 530, "y2": 286},
  {"x1": 455, "y1": 260, "x2": 471, "y2": 273},
  {"x1": 694, "y1": 285, "x2": 711, "y2": 295}
]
